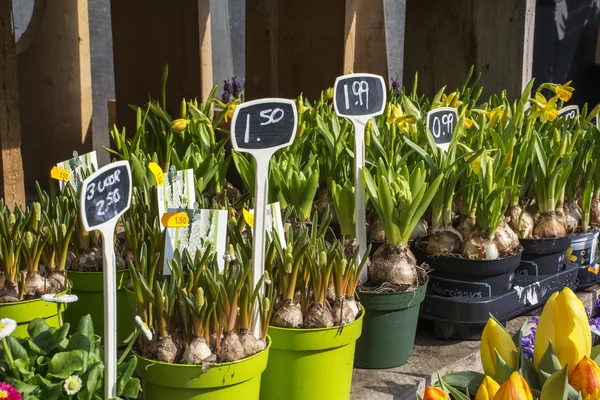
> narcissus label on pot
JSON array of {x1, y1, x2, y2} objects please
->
[
  {"x1": 50, "y1": 166, "x2": 71, "y2": 182},
  {"x1": 148, "y1": 162, "x2": 164, "y2": 186},
  {"x1": 161, "y1": 212, "x2": 189, "y2": 228}
]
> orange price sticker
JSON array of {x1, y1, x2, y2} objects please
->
[
  {"x1": 242, "y1": 208, "x2": 254, "y2": 228},
  {"x1": 161, "y1": 212, "x2": 189, "y2": 228},
  {"x1": 50, "y1": 166, "x2": 71, "y2": 182},
  {"x1": 148, "y1": 162, "x2": 164, "y2": 186}
]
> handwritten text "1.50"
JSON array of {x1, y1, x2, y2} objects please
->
[
  {"x1": 86, "y1": 169, "x2": 122, "y2": 216},
  {"x1": 244, "y1": 108, "x2": 285, "y2": 143}
]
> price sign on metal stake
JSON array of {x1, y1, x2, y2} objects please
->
[
  {"x1": 427, "y1": 107, "x2": 458, "y2": 151},
  {"x1": 80, "y1": 161, "x2": 132, "y2": 399},
  {"x1": 334, "y1": 73, "x2": 386, "y2": 283},
  {"x1": 558, "y1": 105, "x2": 579, "y2": 120},
  {"x1": 231, "y1": 98, "x2": 297, "y2": 338}
]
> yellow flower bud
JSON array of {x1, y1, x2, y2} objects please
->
[
  {"x1": 570, "y1": 356, "x2": 600, "y2": 396},
  {"x1": 196, "y1": 287, "x2": 205, "y2": 310},
  {"x1": 480, "y1": 318, "x2": 518, "y2": 377},
  {"x1": 534, "y1": 287, "x2": 591, "y2": 375},
  {"x1": 423, "y1": 386, "x2": 448, "y2": 400},
  {"x1": 494, "y1": 372, "x2": 533, "y2": 400},
  {"x1": 25, "y1": 232, "x2": 34, "y2": 248},
  {"x1": 171, "y1": 118, "x2": 190, "y2": 133},
  {"x1": 180, "y1": 98, "x2": 187, "y2": 118},
  {"x1": 474, "y1": 376, "x2": 499, "y2": 400}
]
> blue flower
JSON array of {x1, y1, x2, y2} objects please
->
[{"x1": 391, "y1": 78, "x2": 401, "y2": 93}]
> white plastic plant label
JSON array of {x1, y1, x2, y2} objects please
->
[
  {"x1": 56, "y1": 151, "x2": 98, "y2": 193},
  {"x1": 249, "y1": 202, "x2": 286, "y2": 248},
  {"x1": 163, "y1": 208, "x2": 228, "y2": 275},
  {"x1": 157, "y1": 168, "x2": 196, "y2": 228}
]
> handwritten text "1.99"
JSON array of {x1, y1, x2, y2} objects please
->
[
  {"x1": 86, "y1": 169, "x2": 122, "y2": 216},
  {"x1": 344, "y1": 81, "x2": 369, "y2": 110}
]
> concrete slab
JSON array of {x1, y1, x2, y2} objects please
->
[{"x1": 351, "y1": 283, "x2": 600, "y2": 399}]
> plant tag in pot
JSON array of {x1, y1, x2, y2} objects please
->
[
  {"x1": 80, "y1": 160, "x2": 132, "y2": 398},
  {"x1": 334, "y1": 73, "x2": 386, "y2": 283},
  {"x1": 231, "y1": 98, "x2": 297, "y2": 337}
]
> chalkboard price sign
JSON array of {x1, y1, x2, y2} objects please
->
[
  {"x1": 558, "y1": 105, "x2": 579, "y2": 120},
  {"x1": 230, "y1": 98, "x2": 297, "y2": 338},
  {"x1": 81, "y1": 161, "x2": 132, "y2": 230},
  {"x1": 231, "y1": 99, "x2": 297, "y2": 152},
  {"x1": 78, "y1": 160, "x2": 132, "y2": 397},
  {"x1": 427, "y1": 107, "x2": 458, "y2": 150},
  {"x1": 333, "y1": 74, "x2": 386, "y2": 118}
]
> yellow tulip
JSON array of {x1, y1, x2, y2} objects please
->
[
  {"x1": 423, "y1": 386, "x2": 448, "y2": 400},
  {"x1": 570, "y1": 356, "x2": 600, "y2": 396},
  {"x1": 493, "y1": 372, "x2": 533, "y2": 400},
  {"x1": 534, "y1": 287, "x2": 591, "y2": 375},
  {"x1": 170, "y1": 118, "x2": 190, "y2": 133},
  {"x1": 475, "y1": 376, "x2": 500, "y2": 400},
  {"x1": 480, "y1": 318, "x2": 518, "y2": 377}
]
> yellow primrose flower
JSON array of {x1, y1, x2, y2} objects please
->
[
  {"x1": 553, "y1": 80, "x2": 575, "y2": 102},
  {"x1": 529, "y1": 93, "x2": 559, "y2": 123}
]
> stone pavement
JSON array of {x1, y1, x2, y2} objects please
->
[{"x1": 350, "y1": 284, "x2": 600, "y2": 400}]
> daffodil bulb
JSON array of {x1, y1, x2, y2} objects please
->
[
  {"x1": 135, "y1": 316, "x2": 153, "y2": 341},
  {"x1": 0, "y1": 318, "x2": 17, "y2": 339},
  {"x1": 64, "y1": 375, "x2": 82, "y2": 395},
  {"x1": 41, "y1": 293, "x2": 79, "y2": 303}
]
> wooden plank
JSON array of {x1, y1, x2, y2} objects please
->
[
  {"x1": 354, "y1": 0, "x2": 388, "y2": 81},
  {"x1": 403, "y1": 0, "x2": 535, "y2": 99},
  {"x1": 17, "y1": 0, "x2": 93, "y2": 182},
  {"x1": 110, "y1": 0, "x2": 213, "y2": 133},
  {"x1": 107, "y1": 100, "x2": 117, "y2": 127},
  {"x1": 344, "y1": 0, "x2": 357, "y2": 74},
  {"x1": 246, "y1": 0, "x2": 349, "y2": 100},
  {"x1": 0, "y1": 0, "x2": 25, "y2": 207}
]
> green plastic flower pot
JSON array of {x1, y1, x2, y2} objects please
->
[
  {"x1": 63, "y1": 270, "x2": 132, "y2": 345},
  {"x1": 135, "y1": 338, "x2": 270, "y2": 400},
  {"x1": 260, "y1": 309, "x2": 364, "y2": 400},
  {"x1": 354, "y1": 281, "x2": 428, "y2": 368},
  {"x1": 0, "y1": 295, "x2": 64, "y2": 338}
]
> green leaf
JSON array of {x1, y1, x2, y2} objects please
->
[
  {"x1": 28, "y1": 318, "x2": 49, "y2": 339},
  {"x1": 47, "y1": 323, "x2": 70, "y2": 350},
  {"x1": 67, "y1": 332, "x2": 92, "y2": 353},
  {"x1": 117, "y1": 357, "x2": 137, "y2": 395},
  {"x1": 439, "y1": 371, "x2": 485, "y2": 395},
  {"x1": 47, "y1": 350, "x2": 86, "y2": 379},
  {"x1": 494, "y1": 348, "x2": 516, "y2": 384},
  {"x1": 5, "y1": 336, "x2": 28, "y2": 361},
  {"x1": 77, "y1": 315, "x2": 95, "y2": 348},
  {"x1": 538, "y1": 342, "x2": 563, "y2": 385},
  {"x1": 540, "y1": 367, "x2": 569, "y2": 400}
]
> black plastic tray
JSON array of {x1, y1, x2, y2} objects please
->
[{"x1": 419, "y1": 263, "x2": 579, "y2": 339}]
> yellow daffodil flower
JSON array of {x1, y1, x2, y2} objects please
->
[
  {"x1": 529, "y1": 93, "x2": 559, "y2": 123},
  {"x1": 553, "y1": 80, "x2": 575, "y2": 102}
]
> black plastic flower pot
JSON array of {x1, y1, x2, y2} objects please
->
[
  {"x1": 517, "y1": 236, "x2": 572, "y2": 276},
  {"x1": 519, "y1": 236, "x2": 571, "y2": 255},
  {"x1": 354, "y1": 281, "x2": 427, "y2": 369},
  {"x1": 413, "y1": 241, "x2": 522, "y2": 297}
]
